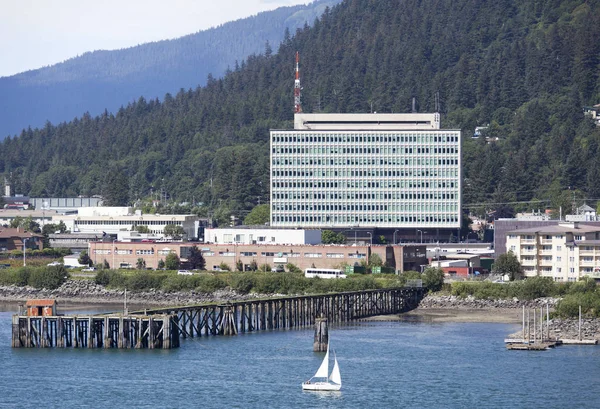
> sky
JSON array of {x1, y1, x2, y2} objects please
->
[{"x1": 0, "y1": 0, "x2": 311, "y2": 78}]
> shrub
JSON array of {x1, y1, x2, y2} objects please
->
[
  {"x1": 0, "y1": 267, "x2": 30, "y2": 286},
  {"x1": 194, "y1": 275, "x2": 227, "y2": 293},
  {"x1": 555, "y1": 292, "x2": 600, "y2": 318},
  {"x1": 286, "y1": 263, "x2": 302, "y2": 274},
  {"x1": 422, "y1": 267, "x2": 445, "y2": 292},
  {"x1": 127, "y1": 271, "x2": 167, "y2": 291},
  {"x1": 28, "y1": 266, "x2": 69, "y2": 289},
  {"x1": 517, "y1": 276, "x2": 556, "y2": 300},
  {"x1": 95, "y1": 270, "x2": 111, "y2": 286},
  {"x1": 230, "y1": 273, "x2": 255, "y2": 294}
]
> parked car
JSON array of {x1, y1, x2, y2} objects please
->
[
  {"x1": 177, "y1": 270, "x2": 193, "y2": 276},
  {"x1": 47, "y1": 262, "x2": 62, "y2": 266},
  {"x1": 82, "y1": 267, "x2": 97, "y2": 272}
]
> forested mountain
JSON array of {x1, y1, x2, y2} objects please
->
[
  {"x1": 1, "y1": 0, "x2": 600, "y2": 224},
  {"x1": 0, "y1": 0, "x2": 341, "y2": 138}
]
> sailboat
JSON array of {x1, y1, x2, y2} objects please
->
[{"x1": 301, "y1": 342, "x2": 342, "y2": 391}]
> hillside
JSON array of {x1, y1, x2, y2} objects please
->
[
  {"x1": 0, "y1": 0, "x2": 341, "y2": 138},
  {"x1": 1, "y1": 0, "x2": 599, "y2": 224}
]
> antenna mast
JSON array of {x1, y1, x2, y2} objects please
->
[{"x1": 294, "y1": 51, "x2": 302, "y2": 113}]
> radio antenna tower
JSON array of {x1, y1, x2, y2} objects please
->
[{"x1": 294, "y1": 51, "x2": 302, "y2": 113}]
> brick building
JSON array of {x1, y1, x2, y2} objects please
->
[{"x1": 88, "y1": 241, "x2": 426, "y2": 273}]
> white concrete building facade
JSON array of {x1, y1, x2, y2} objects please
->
[
  {"x1": 205, "y1": 228, "x2": 322, "y2": 245},
  {"x1": 53, "y1": 207, "x2": 199, "y2": 239},
  {"x1": 506, "y1": 222, "x2": 600, "y2": 281},
  {"x1": 270, "y1": 113, "x2": 461, "y2": 229}
]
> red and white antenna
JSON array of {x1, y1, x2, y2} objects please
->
[{"x1": 294, "y1": 51, "x2": 302, "y2": 113}]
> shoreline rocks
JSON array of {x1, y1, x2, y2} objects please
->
[
  {"x1": 421, "y1": 294, "x2": 600, "y2": 341},
  {"x1": 0, "y1": 279, "x2": 263, "y2": 307},
  {"x1": 418, "y1": 294, "x2": 560, "y2": 310}
]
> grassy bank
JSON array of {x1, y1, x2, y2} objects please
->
[
  {"x1": 94, "y1": 269, "x2": 414, "y2": 295},
  {"x1": 449, "y1": 277, "x2": 600, "y2": 318}
]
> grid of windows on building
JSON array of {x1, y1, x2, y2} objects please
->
[{"x1": 270, "y1": 130, "x2": 461, "y2": 228}]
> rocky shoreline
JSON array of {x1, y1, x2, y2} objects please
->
[
  {"x1": 418, "y1": 294, "x2": 560, "y2": 310},
  {"x1": 419, "y1": 294, "x2": 600, "y2": 341},
  {"x1": 0, "y1": 279, "x2": 262, "y2": 307},
  {"x1": 2, "y1": 282, "x2": 599, "y2": 341}
]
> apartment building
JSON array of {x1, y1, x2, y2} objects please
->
[{"x1": 506, "y1": 222, "x2": 600, "y2": 281}]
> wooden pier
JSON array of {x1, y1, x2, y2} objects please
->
[
  {"x1": 11, "y1": 287, "x2": 424, "y2": 348},
  {"x1": 11, "y1": 314, "x2": 179, "y2": 349},
  {"x1": 134, "y1": 287, "x2": 425, "y2": 339}
]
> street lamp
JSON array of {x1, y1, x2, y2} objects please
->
[
  {"x1": 393, "y1": 230, "x2": 399, "y2": 245},
  {"x1": 23, "y1": 238, "x2": 28, "y2": 266},
  {"x1": 366, "y1": 232, "x2": 372, "y2": 246},
  {"x1": 416, "y1": 229, "x2": 423, "y2": 244}
]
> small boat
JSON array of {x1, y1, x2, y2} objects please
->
[{"x1": 301, "y1": 342, "x2": 341, "y2": 391}]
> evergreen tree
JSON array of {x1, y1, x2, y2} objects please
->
[{"x1": 103, "y1": 167, "x2": 130, "y2": 206}]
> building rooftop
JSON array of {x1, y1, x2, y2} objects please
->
[
  {"x1": 0, "y1": 209, "x2": 58, "y2": 218},
  {"x1": 508, "y1": 223, "x2": 600, "y2": 235},
  {"x1": 292, "y1": 113, "x2": 442, "y2": 130},
  {"x1": 0, "y1": 228, "x2": 43, "y2": 239}
]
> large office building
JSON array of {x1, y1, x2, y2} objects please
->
[{"x1": 270, "y1": 113, "x2": 461, "y2": 241}]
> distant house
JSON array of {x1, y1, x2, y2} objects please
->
[
  {"x1": 583, "y1": 104, "x2": 600, "y2": 126},
  {"x1": 3, "y1": 195, "x2": 30, "y2": 210},
  {"x1": 0, "y1": 227, "x2": 43, "y2": 251}
]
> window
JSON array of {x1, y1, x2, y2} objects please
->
[
  {"x1": 557, "y1": 246, "x2": 562, "y2": 251},
  {"x1": 557, "y1": 256, "x2": 562, "y2": 262}
]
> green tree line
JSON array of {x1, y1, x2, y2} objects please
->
[{"x1": 0, "y1": 0, "x2": 599, "y2": 221}]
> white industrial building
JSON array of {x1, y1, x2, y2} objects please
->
[
  {"x1": 204, "y1": 227, "x2": 322, "y2": 245},
  {"x1": 270, "y1": 113, "x2": 461, "y2": 229},
  {"x1": 52, "y1": 207, "x2": 200, "y2": 240}
]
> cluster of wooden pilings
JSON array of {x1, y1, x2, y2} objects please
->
[
  {"x1": 11, "y1": 314, "x2": 179, "y2": 349},
  {"x1": 138, "y1": 287, "x2": 425, "y2": 339}
]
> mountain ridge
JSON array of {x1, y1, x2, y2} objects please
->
[
  {"x1": 1, "y1": 0, "x2": 599, "y2": 224},
  {"x1": 0, "y1": 0, "x2": 341, "y2": 137}
]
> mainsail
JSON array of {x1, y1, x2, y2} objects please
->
[{"x1": 313, "y1": 343, "x2": 330, "y2": 378}]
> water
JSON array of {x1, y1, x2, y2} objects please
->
[{"x1": 1, "y1": 305, "x2": 600, "y2": 408}]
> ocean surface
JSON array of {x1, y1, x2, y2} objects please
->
[{"x1": 1, "y1": 304, "x2": 599, "y2": 409}]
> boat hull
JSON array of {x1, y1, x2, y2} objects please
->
[{"x1": 301, "y1": 382, "x2": 341, "y2": 391}]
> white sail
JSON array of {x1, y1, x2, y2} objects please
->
[
  {"x1": 313, "y1": 344, "x2": 329, "y2": 378},
  {"x1": 330, "y1": 354, "x2": 341, "y2": 385}
]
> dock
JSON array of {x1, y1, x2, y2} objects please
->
[
  {"x1": 11, "y1": 287, "x2": 426, "y2": 349},
  {"x1": 11, "y1": 314, "x2": 179, "y2": 349},
  {"x1": 505, "y1": 305, "x2": 599, "y2": 350}
]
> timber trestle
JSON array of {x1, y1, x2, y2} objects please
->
[
  {"x1": 135, "y1": 287, "x2": 425, "y2": 339},
  {"x1": 11, "y1": 314, "x2": 179, "y2": 349},
  {"x1": 11, "y1": 288, "x2": 424, "y2": 348}
]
